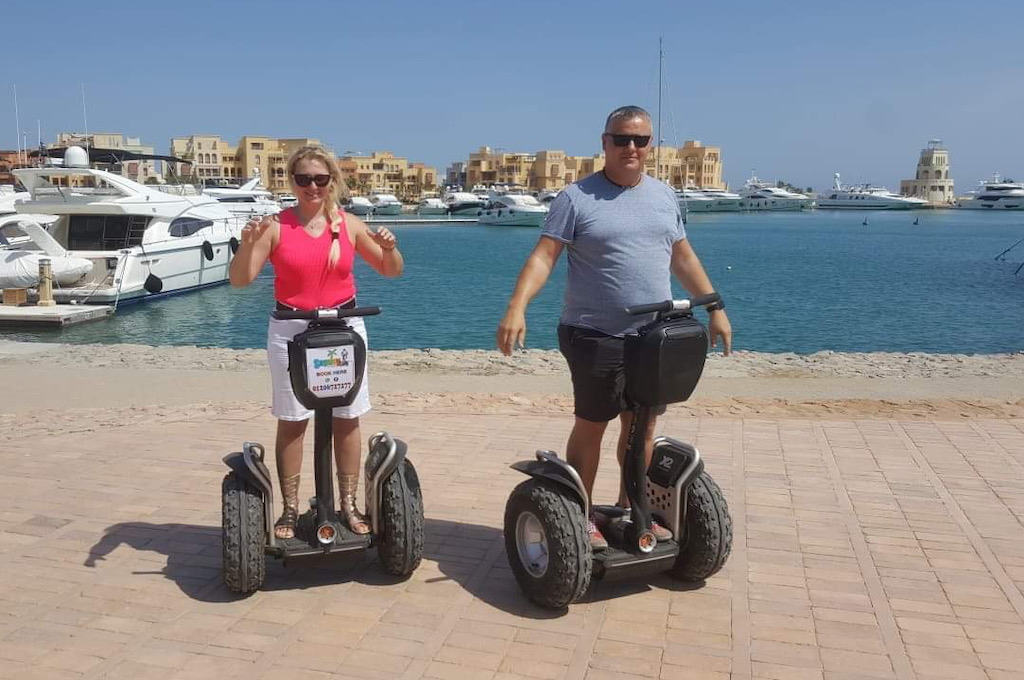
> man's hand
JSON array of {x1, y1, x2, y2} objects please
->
[
  {"x1": 708, "y1": 310, "x2": 732, "y2": 356},
  {"x1": 497, "y1": 306, "x2": 527, "y2": 356}
]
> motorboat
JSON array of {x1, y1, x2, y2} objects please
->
[
  {"x1": 414, "y1": 197, "x2": 447, "y2": 215},
  {"x1": 697, "y1": 187, "x2": 743, "y2": 212},
  {"x1": 344, "y1": 196, "x2": 373, "y2": 216},
  {"x1": 537, "y1": 189, "x2": 560, "y2": 205},
  {"x1": 443, "y1": 191, "x2": 486, "y2": 216},
  {"x1": 476, "y1": 194, "x2": 548, "y2": 227},
  {"x1": 817, "y1": 173, "x2": 927, "y2": 209},
  {"x1": 202, "y1": 172, "x2": 280, "y2": 219},
  {"x1": 738, "y1": 174, "x2": 814, "y2": 211},
  {"x1": 278, "y1": 193, "x2": 298, "y2": 210},
  {"x1": 4, "y1": 146, "x2": 245, "y2": 305},
  {"x1": 956, "y1": 174, "x2": 1024, "y2": 210},
  {"x1": 676, "y1": 188, "x2": 716, "y2": 213},
  {"x1": 369, "y1": 192, "x2": 402, "y2": 216}
]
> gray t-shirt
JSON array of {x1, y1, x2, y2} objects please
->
[{"x1": 542, "y1": 172, "x2": 687, "y2": 336}]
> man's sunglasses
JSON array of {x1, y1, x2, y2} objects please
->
[
  {"x1": 604, "y1": 133, "x2": 651, "y2": 148},
  {"x1": 292, "y1": 173, "x2": 331, "y2": 187}
]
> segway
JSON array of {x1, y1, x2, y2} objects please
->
[
  {"x1": 504, "y1": 294, "x2": 732, "y2": 608},
  {"x1": 221, "y1": 305, "x2": 424, "y2": 594}
]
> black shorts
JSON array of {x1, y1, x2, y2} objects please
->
[{"x1": 558, "y1": 324, "x2": 666, "y2": 423}]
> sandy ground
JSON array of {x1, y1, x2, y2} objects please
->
[{"x1": 1, "y1": 341, "x2": 1023, "y2": 441}]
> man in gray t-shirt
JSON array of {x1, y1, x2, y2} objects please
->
[{"x1": 497, "y1": 105, "x2": 732, "y2": 551}]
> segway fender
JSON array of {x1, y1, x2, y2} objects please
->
[
  {"x1": 365, "y1": 432, "x2": 409, "y2": 535},
  {"x1": 510, "y1": 450, "x2": 589, "y2": 518},
  {"x1": 223, "y1": 442, "x2": 275, "y2": 546}
]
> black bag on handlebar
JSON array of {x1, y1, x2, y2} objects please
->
[
  {"x1": 624, "y1": 314, "x2": 708, "y2": 407},
  {"x1": 287, "y1": 325, "x2": 367, "y2": 410}
]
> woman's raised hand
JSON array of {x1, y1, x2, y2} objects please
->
[
  {"x1": 241, "y1": 215, "x2": 277, "y2": 248},
  {"x1": 368, "y1": 226, "x2": 397, "y2": 252}
]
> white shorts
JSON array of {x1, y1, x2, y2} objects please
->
[{"x1": 266, "y1": 315, "x2": 371, "y2": 421}]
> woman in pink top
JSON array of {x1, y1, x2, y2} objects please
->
[{"x1": 229, "y1": 145, "x2": 403, "y2": 539}]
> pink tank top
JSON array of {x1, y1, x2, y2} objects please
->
[{"x1": 270, "y1": 208, "x2": 356, "y2": 309}]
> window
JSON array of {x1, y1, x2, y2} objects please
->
[
  {"x1": 251, "y1": 142, "x2": 264, "y2": 150},
  {"x1": 198, "y1": 142, "x2": 203, "y2": 149},
  {"x1": 255, "y1": 155, "x2": 260, "y2": 164},
  {"x1": 68, "y1": 214, "x2": 149, "y2": 249},
  {"x1": 169, "y1": 217, "x2": 214, "y2": 237}
]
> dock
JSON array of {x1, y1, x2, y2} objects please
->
[
  {"x1": 0, "y1": 303, "x2": 114, "y2": 328},
  {"x1": 364, "y1": 215, "x2": 478, "y2": 226}
]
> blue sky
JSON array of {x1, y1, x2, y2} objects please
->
[{"x1": 3, "y1": 0, "x2": 1022, "y2": 192}]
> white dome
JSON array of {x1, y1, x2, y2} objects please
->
[{"x1": 64, "y1": 146, "x2": 89, "y2": 168}]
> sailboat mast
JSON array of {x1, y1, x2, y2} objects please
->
[{"x1": 656, "y1": 37, "x2": 662, "y2": 182}]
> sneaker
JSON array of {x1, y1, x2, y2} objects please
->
[
  {"x1": 611, "y1": 506, "x2": 674, "y2": 542},
  {"x1": 588, "y1": 517, "x2": 609, "y2": 552},
  {"x1": 650, "y1": 520, "x2": 673, "y2": 542}
]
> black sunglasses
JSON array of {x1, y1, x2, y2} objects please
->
[
  {"x1": 292, "y1": 173, "x2": 331, "y2": 187},
  {"x1": 604, "y1": 133, "x2": 651, "y2": 148}
]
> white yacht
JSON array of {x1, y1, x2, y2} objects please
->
[
  {"x1": 343, "y1": 196, "x2": 373, "y2": 216},
  {"x1": 537, "y1": 189, "x2": 560, "y2": 205},
  {"x1": 477, "y1": 194, "x2": 548, "y2": 227},
  {"x1": 278, "y1": 193, "x2": 298, "y2": 210},
  {"x1": 414, "y1": 197, "x2": 447, "y2": 215},
  {"x1": 202, "y1": 172, "x2": 280, "y2": 219},
  {"x1": 817, "y1": 173, "x2": 927, "y2": 209},
  {"x1": 369, "y1": 192, "x2": 402, "y2": 216},
  {"x1": 956, "y1": 174, "x2": 1024, "y2": 210},
  {"x1": 698, "y1": 187, "x2": 743, "y2": 212},
  {"x1": 676, "y1": 188, "x2": 716, "y2": 213},
  {"x1": 444, "y1": 191, "x2": 486, "y2": 216},
  {"x1": 738, "y1": 174, "x2": 814, "y2": 211},
  {"x1": 2, "y1": 147, "x2": 244, "y2": 305}
]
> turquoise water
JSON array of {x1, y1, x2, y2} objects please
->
[{"x1": 3, "y1": 210, "x2": 1023, "y2": 353}]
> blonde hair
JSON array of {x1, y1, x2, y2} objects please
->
[{"x1": 286, "y1": 145, "x2": 351, "y2": 268}]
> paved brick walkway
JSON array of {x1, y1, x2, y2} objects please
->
[{"x1": 1, "y1": 408, "x2": 1023, "y2": 679}]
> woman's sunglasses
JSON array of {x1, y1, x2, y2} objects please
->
[
  {"x1": 604, "y1": 133, "x2": 651, "y2": 148},
  {"x1": 292, "y1": 173, "x2": 331, "y2": 187}
]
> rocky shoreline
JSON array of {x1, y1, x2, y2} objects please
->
[{"x1": 2, "y1": 341, "x2": 1023, "y2": 380}]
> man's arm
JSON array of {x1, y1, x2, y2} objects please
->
[
  {"x1": 671, "y1": 239, "x2": 732, "y2": 355},
  {"x1": 497, "y1": 236, "x2": 564, "y2": 355}
]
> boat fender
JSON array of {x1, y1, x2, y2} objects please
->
[
  {"x1": 477, "y1": 210, "x2": 482, "y2": 216},
  {"x1": 202, "y1": 241, "x2": 214, "y2": 261},
  {"x1": 144, "y1": 273, "x2": 163, "y2": 294},
  {"x1": 229, "y1": 237, "x2": 239, "y2": 254}
]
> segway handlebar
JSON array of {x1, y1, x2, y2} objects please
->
[
  {"x1": 272, "y1": 306, "x2": 382, "y2": 321},
  {"x1": 625, "y1": 293, "x2": 721, "y2": 316}
]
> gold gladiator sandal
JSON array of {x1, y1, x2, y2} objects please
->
[
  {"x1": 274, "y1": 472, "x2": 300, "y2": 540},
  {"x1": 337, "y1": 473, "x2": 370, "y2": 535}
]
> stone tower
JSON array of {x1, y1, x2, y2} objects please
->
[{"x1": 900, "y1": 139, "x2": 954, "y2": 205}]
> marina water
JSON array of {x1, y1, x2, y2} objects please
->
[{"x1": 3, "y1": 210, "x2": 1023, "y2": 354}]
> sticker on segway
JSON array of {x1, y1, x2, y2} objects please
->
[{"x1": 305, "y1": 346, "x2": 355, "y2": 397}]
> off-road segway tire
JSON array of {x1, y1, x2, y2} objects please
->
[
  {"x1": 504, "y1": 478, "x2": 591, "y2": 609},
  {"x1": 377, "y1": 459, "x2": 425, "y2": 577},
  {"x1": 221, "y1": 472, "x2": 266, "y2": 594},
  {"x1": 671, "y1": 471, "x2": 732, "y2": 582}
]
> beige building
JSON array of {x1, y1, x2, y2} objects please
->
[
  {"x1": 465, "y1": 147, "x2": 606, "y2": 192},
  {"x1": 900, "y1": 139, "x2": 953, "y2": 205},
  {"x1": 645, "y1": 141, "x2": 724, "y2": 189},
  {"x1": 169, "y1": 135, "x2": 323, "y2": 193},
  {"x1": 465, "y1": 147, "x2": 537, "y2": 190},
  {"x1": 337, "y1": 151, "x2": 438, "y2": 200},
  {"x1": 52, "y1": 132, "x2": 159, "y2": 184},
  {"x1": 462, "y1": 139, "x2": 720, "y2": 194}
]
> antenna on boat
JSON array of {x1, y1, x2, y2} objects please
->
[
  {"x1": 81, "y1": 83, "x2": 89, "y2": 151},
  {"x1": 656, "y1": 36, "x2": 663, "y2": 182},
  {"x1": 13, "y1": 83, "x2": 23, "y2": 165}
]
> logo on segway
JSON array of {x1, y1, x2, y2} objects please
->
[{"x1": 637, "y1": 529, "x2": 657, "y2": 553}]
